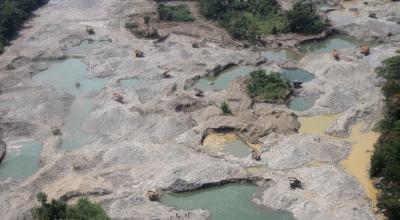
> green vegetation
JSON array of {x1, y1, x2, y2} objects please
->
[
  {"x1": 247, "y1": 70, "x2": 291, "y2": 103},
  {"x1": 370, "y1": 55, "x2": 400, "y2": 220},
  {"x1": 199, "y1": 0, "x2": 328, "y2": 41},
  {"x1": 32, "y1": 192, "x2": 110, "y2": 220},
  {"x1": 220, "y1": 101, "x2": 232, "y2": 115},
  {"x1": 0, "y1": 0, "x2": 49, "y2": 54},
  {"x1": 157, "y1": 4, "x2": 195, "y2": 22}
]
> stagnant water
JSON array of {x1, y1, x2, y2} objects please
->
[
  {"x1": 299, "y1": 114, "x2": 379, "y2": 202},
  {"x1": 262, "y1": 50, "x2": 302, "y2": 63},
  {"x1": 0, "y1": 140, "x2": 42, "y2": 179},
  {"x1": 282, "y1": 68, "x2": 316, "y2": 112},
  {"x1": 202, "y1": 133, "x2": 255, "y2": 158},
  {"x1": 191, "y1": 66, "x2": 256, "y2": 90},
  {"x1": 33, "y1": 58, "x2": 108, "y2": 150},
  {"x1": 288, "y1": 96, "x2": 318, "y2": 112},
  {"x1": 298, "y1": 35, "x2": 359, "y2": 54},
  {"x1": 161, "y1": 184, "x2": 295, "y2": 220},
  {"x1": 341, "y1": 123, "x2": 380, "y2": 202}
]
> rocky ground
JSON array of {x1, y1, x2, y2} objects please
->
[{"x1": 0, "y1": 0, "x2": 399, "y2": 219}]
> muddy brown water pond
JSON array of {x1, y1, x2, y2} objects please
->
[
  {"x1": 299, "y1": 114, "x2": 380, "y2": 203},
  {"x1": 161, "y1": 183, "x2": 295, "y2": 220}
]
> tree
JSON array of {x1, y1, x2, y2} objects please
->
[
  {"x1": 220, "y1": 101, "x2": 232, "y2": 115},
  {"x1": 31, "y1": 193, "x2": 110, "y2": 220},
  {"x1": 247, "y1": 70, "x2": 291, "y2": 102},
  {"x1": 371, "y1": 55, "x2": 400, "y2": 220},
  {"x1": 286, "y1": 1, "x2": 328, "y2": 34}
]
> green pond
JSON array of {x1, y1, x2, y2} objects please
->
[
  {"x1": 120, "y1": 78, "x2": 144, "y2": 88},
  {"x1": 0, "y1": 140, "x2": 42, "y2": 179},
  {"x1": 161, "y1": 184, "x2": 294, "y2": 220},
  {"x1": 33, "y1": 58, "x2": 108, "y2": 150},
  {"x1": 192, "y1": 66, "x2": 256, "y2": 90},
  {"x1": 298, "y1": 35, "x2": 359, "y2": 54}
]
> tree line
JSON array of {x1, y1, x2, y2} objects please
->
[
  {"x1": 0, "y1": 0, "x2": 49, "y2": 54},
  {"x1": 370, "y1": 55, "x2": 400, "y2": 219},
  {"x1": 199, "y1": 0, "x2": 329, "y2": 41}
]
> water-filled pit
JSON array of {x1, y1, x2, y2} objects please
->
[
  {"x1": 33, "y1": 58, "x2": 108, "y2": 150},
  {"x1": 191, "y1": 66, "x2": 256, "y2": 90},
  {"x1": 202, "y1": 133, "x2": 255, "y2": 158},
  {"x1": 299, "y1": 114, "x2": 380, "y2": 202},
  {"x1": 161, "y1": 184, "x2": 295, "y2": 220},
  {"x1": 282, "y1": 68, "x2": 316, "y2": 112},
  {"x1": 0, "y1": 139, "x2": 42, "y2": 179},
  {"x1": 298, "y1": 35, "x2": 359, "y2": 54}
]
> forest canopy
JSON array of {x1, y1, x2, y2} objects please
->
[
  {"x1": 0, "y1": 0, "x2": 49, "y2": 54},
  {"x1": 199, "y1": 0, "x2": 329, "y2": 41},
  {"x1": 370, "y1": 55, "x2": 400, "y2": 220}
]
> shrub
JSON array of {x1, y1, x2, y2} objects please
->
[
  {"x1": 31, "y1": 192, "x2": 110, "y2": 220},
  {"x1": 125, "y1": 22, "x2": 138, "y2": 30},
  {"x1": 0, "y1": 0, "x2": 49, "y2": 55},
  {"x1": 247, "y1": 70, "x2": 291, "y2": 103},
  {"x1": 220, "y1": 101, "x2": 232, "y2": 115},
  {"x1": 157, "y1": 4, "x2": 195, "y2": 22}
]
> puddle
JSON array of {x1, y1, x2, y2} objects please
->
[
  {"x1": 299, "y1": 114, "x2": 380, "y2": 202},
  {"x1": 298, "y1": 35, "x2": 359, "y2": 54},
  {"x1": 120, "y1": 78, "x2": 144, "y2": 88},
  {"x1": 202, "y1": 133, "x2": 254, "y2": 158},
  {"x1": 33, "y1": 58, "x2": 108, "y2": 150},
  {"x1": 341, "y1": 123, "x2": 380, "y2": 202},
  {"x1": 161, "y1": 184, "x2": 294, "y2": 220},
  {"x1": 192, "y1": 66, "x2": 256, "y2": 90},
  {"x1": 288, "y1": 96, "x2": 318, "y2": 112},
  {"x1": 0, "y1": 140, "x2": 42, "y2": 179}
]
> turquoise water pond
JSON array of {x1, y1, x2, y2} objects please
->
[
  {"x1": 0, "y1": 140, "x2": 42, "y2": 179},
  {"x1": 33, "y1": 58, "x2": 108, "y2": 150},
  {"x1": 161, "y1": 184, "x2": 294, "y2": 220},
  {"x1": 288, "y1": 96, "x2": 318, "y2": 112},
  {"x1": 298, "y1": 35, "x2": 359, "y2": 54},
  {"x1": 192, "y1": 66, "x2": 256, "y2": 90}
]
